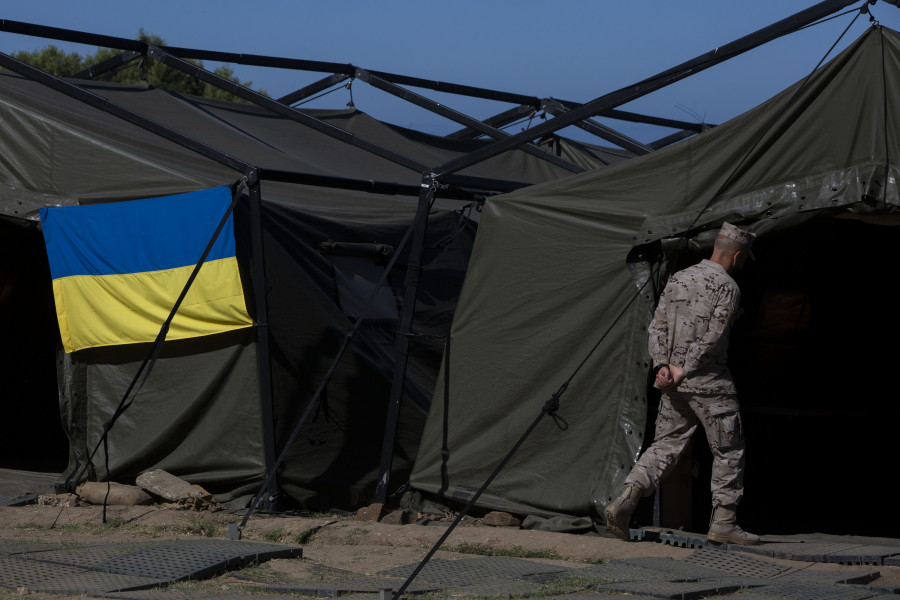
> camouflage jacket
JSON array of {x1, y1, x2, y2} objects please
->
[{"x1": 647, "y1": 259, "x2": 740, "y2": 393}]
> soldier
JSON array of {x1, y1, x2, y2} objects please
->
[{"x1": 605, "y1": 222, "x2": 759, "y2": 546}]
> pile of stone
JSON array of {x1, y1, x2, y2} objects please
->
[{"x1": 74, "y1": 469, "x2": 218, "y2": 510}]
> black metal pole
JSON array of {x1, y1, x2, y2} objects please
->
[
  {"x1": 542, "y1": 99, "x2": 652, "y2": 154},
  {"x1": 142, "y1": 45, "x2": 432, "y2": 175},
  {"x1": 0, "y1": 51, "x2": 255, "y2": 178},
  {"x1": 277, "y1": 73, "x2": 350, "y2": 105},
  {"x1": 71, "y1": 50, "x2": 141, "y2": 80},
  {"x1": 373, "y1": 174, "x2": 435, "y2": 505},
  {"x1": 432, "y1": 0, "x2": 862, "y2": 177},
  {"x1": 444, "y1": 105, "x2": 537, "y2": 140},
  {"x1": 599, "y1": 108, "x2": 713, "y2": 133},
  {"x1": 248, "y1": 178, "x2": 278, "y2": 507},
  {"x1": 356, "y1": 69, "x2": 584, "y2": 174}
]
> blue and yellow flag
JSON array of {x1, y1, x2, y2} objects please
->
[{"x1": 40, "y1": 187, "x2": 253, "y2": 353}]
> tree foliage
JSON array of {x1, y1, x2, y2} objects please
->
[{"x1": 9, "y1": 31, "x2": 264, "y2": 102}]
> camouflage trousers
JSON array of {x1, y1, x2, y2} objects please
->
[{"x1": 625, "y1": 390, "x2": 745, "y2": 508}]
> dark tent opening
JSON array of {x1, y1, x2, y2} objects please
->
[
  {"x1": 0, "y1": 220, "x2": 67, "y2": 473},
  {"x1": 648, "y1": 215, "x2": 900, "y2": 538}
]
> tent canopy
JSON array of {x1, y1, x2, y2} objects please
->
[
  {"x1": 410, "y1": 25, "x2": 900, "y2": 535},
  {"x1": 0, "y1": 67, "x2": 564, "y2": 505}
]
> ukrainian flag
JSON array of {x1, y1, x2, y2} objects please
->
[{"x1": 40, "y1": 186, "x2": 253, "y2": 353}]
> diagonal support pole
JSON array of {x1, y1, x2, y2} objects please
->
[
  {"x1": 356, "y1": 69, "x2": 584, "y2": 174},
  {"x1": 444, "y1": 105, "x2": 538, "y2": 140},
  {"x1": 432, "y1": 0, "x2": 861, "y2": 177},
  {"x1": 277, "y1": 73, "x2": 350, "y2": 105},
  {"x1": 542, "y1": 99, "x2": 652, "y2": 155},
  {"x1": 71, "y1": 50, "x2": 141, "y2": 80},
  {"x1": 143, "y1": 45, "x2": 432, "y2": 174}
]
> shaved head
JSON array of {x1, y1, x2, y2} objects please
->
[
  {"x1": 714, "y1": 234, "x2": 747, "y2": 256},
  {"x1": 711, "y1": 235, "x2": 750, "y2": 274}
]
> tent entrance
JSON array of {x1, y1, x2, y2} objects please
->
[
  {"x1": 0, "y1": 221, "x2": 67, "y2": 473},
  {"x1": 653, "y1": 214, "x2": 900, "y2": 537}
]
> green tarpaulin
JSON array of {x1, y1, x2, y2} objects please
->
[{"x1": 410, "y1": 26, "x2": 900, "y2": 536}]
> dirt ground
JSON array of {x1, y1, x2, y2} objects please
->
[
  {"x1": 1, "y1": 501, "x2": 693, "y2": 567},
  {"x1": 3, "y1": 500, "x2": 900, "y2": 599}
]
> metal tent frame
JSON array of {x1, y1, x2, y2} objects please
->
[{"x1": 0, "y1": 0, "x2": 880, "y2": 510}]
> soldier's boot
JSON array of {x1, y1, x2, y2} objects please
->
[
  {"x1": 707, "y1": 505, "x2": 760, "y2": 546},
  {"x1": 604, "y1": 482, "x2": 644, "y2": 541}
]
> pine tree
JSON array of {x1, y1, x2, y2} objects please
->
[{"x1": 8, "y1": 30, "x2": 264, "y2": 102}]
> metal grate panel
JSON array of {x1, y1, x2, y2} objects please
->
[
  {"x1": 612, "y1": 555, "x2": 737, "y2": 579},
  {"x1": 562, "y1": 562, "x2": 678, "y2": 584},
  {"x1": 25, "y1": 542, "x2": 148, "y2": 567},
  {"x1": 537, "y1": 594, "x2": 652, "y2": 600},
  {"x1": 438, "y1": 578, "x2": 544, "y2": 596},
  {"x1": 684, "y1": 547, "x2": 790, "y2": 578},
  {"x1": 248, "y1": 575, "x2": 439, "y2": 595},
  {"x1": 755, "y1": 581, "x2": 879, "y2": 600},
  {"x1": 0, "y1": 540, "x2": 60, "y2": 556},
  {"x1": 94, "y1": 539, "x2": 301, "y2": 581},
  {"x1": 0, "y1": 555, "x2": 162, "y2": 594},
  {"x1": 773, "y1": 569, "x2": 880, "y2": 585},
  {"x1": 100, "y1": 590, "x2": 316, "y2": 600},
  {"x1": 599, "y1": 579, "x2": 747, "y2": 598},
  {"x1": 820, "y1": 545, "x2": 900, "y2": 565},
  {"x1": 634, "y1": 527, "x2": 708, "y2": 548},
  {"x1": 22, "y1": 570, "x2": 163, "y2": 594},
  {"x1": 378, "y1": 556, "x2": 569, "y2": 587},
  {"x1": 0, "y1": 556, "x2": 87, "y2": 588},
  {"x1": 0, "y1": 538, "x2": 301, "y2": 593}
]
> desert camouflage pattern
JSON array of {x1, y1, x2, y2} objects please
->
[
  {"x1": 626, "y1": 390, "x2": 745, "y2": 507},
  {"x1": 647, "y1": 259, "x2": 740, "y2": 394}
]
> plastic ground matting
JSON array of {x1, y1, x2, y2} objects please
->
[
  {"x1": 683, "y1": 547, "x2": 791, "y2": 578},
  {"x1": 731, "y1": 541, "x2": 900, "y2": 565},
  {"x1": 0, "y1": 495, "x2": 36, "y2": 507},
  {"x1": 613, "y1": 554, "x2": 754, "y2": 580},
  {"x1": 632, "y1": 527, "x2": 708, "y2": 548},
  {"x1": 598, "y1": 578, "x2": 750, "y2": 598},
  {"x1": 232, "y1": 574, "x2": 441, "y2": 596},
  {"x1": 562, "y1": 561, "x2": 680, "y2": 584},
  {"x1": 378, "y1": 556, "x2": 571, "y2": 588},
  {"x1": 739, "y1": 580, "x2": 882, "y2": 600},
  {"x1": 772, "y1": 568, "x2": 881, "y2": 585},
  {"x1": 0, "y1": 538, "x2": 301, "y2": 595},
  {"x1": 98, "y1": 591, "x2": 320, "y2": 600}
]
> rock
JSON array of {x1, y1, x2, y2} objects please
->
[
  {"x1": 75, "y1": 482, "x2": 153, "y2": 506},
  {"x1": 36, "y1": 493, "x2": 77, "y2": 507},
  {"x1": 482, "y1": 511, "x2": 522, "y2": 528},
  {"x1": 179, "y1": 485, "x2": 218, "y2": 511},
  {"x1": 356, "y1": 503, "x2": 386, "y2": 522},
  {"x1": 136, "y1": 469, "x2": 203, "y2": 502},
  {"x1": 380, "y1": 509, "x2": 412, "y2": 525}
]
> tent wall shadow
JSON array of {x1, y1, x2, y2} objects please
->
[
  {"x1": 258, "y1": 189, "x2": 477, "y2": 510},
  {"x1": 0, "y1": 221, "x2": 67, "y2": 473},
  {"x1": 735, "y1": 216, "x2": 899, "y2": 537},
  {"x1": 649, "y1": 216, "x2": 900, "y2": 537},
  {"x1": 57, "y1": 328, "x2": 265, "y2": 504}
]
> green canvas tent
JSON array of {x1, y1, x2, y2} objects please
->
[
  {"x1": 0, "y1": 66, "x2": 590, "y2": 507},
  {"x1": 409, "y1": 25, "x2": 900, "y2": 537}
]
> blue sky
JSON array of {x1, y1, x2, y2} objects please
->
[{"x1": 3, "y1": 1, "x2": 899, "y2": 145}]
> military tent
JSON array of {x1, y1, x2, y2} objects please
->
[
  {"x1": 409, "y1": 25, "x2": 900, "y2": 537},
  {"x1": 0, "y1": 65, "x2": 586, "y2": 507}
]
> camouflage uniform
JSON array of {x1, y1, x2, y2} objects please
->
[{"x1": 626, "y1": 259, "x2": 746, "y2": 508}]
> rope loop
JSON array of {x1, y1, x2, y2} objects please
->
[
  {"x1": 550, "y1": 412, "x2": 569, "y2": 431},
  {"x1": 543, "y1": 381, "x2": 568, "y2": 415}
]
